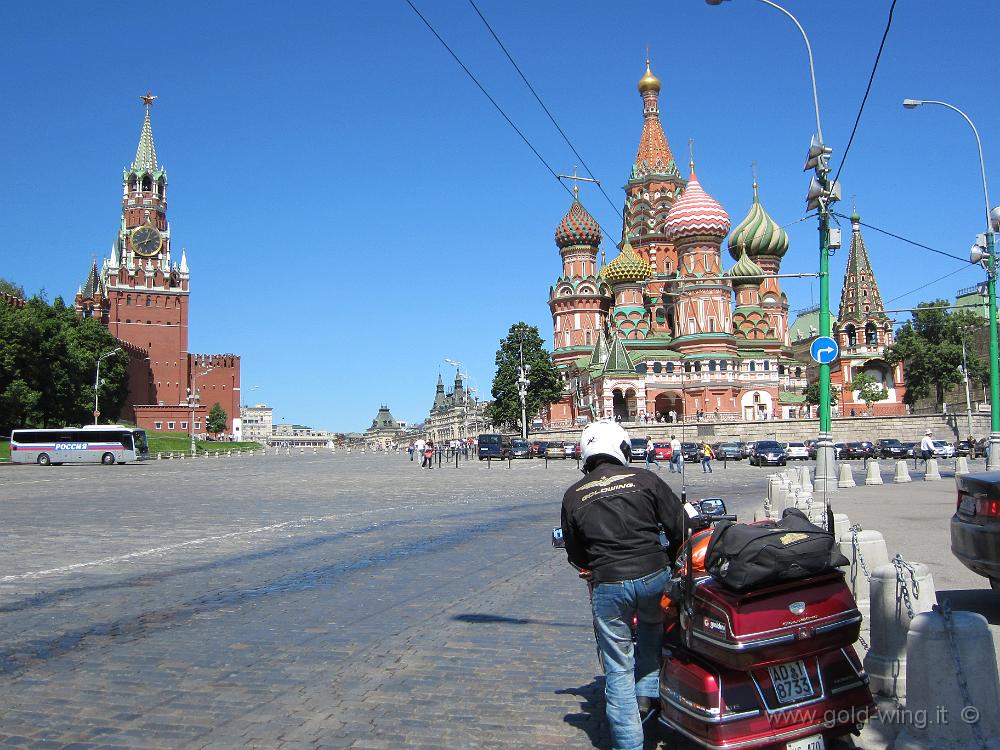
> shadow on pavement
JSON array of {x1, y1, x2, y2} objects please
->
[
  {"x1": 937, "y1": 588, "x2": 1000, "y2": 625},
  {"x1": 451, "y1": 612, "x2": 586, "y2": 628},
  {"x1": 557, "y1": 678, "x2": 610, "y2": 749}
]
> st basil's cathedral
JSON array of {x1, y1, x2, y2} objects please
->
[{"x1": 545, "y1": 62, "x2": 905, "y2": 426}]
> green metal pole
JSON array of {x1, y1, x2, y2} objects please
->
[
  {"x1": 813, "y1": 172, "x2": 837, "y2": 492},
  {"x1": 986, "y1": 231, "x2": 1000, "y2": 469}
]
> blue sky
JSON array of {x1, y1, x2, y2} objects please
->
[{"x1": 1, "y1": 1, "x2": 997, "y2": 431}]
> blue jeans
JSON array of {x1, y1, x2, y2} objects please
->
[
  {"x1": 591, "y1": 566, "x2": 671, "y2": 750},
  {"x1": 702, "y1": 457, "x2": 712, "y2": 472}
]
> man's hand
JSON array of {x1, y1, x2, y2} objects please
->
[{"x1": 577, "y1": 569, "x2": 593, "y2": 581}]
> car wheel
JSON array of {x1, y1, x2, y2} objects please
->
[
  {"x1": 101, "y1": 452, "x2": 116, "y2": 465},
  {"x1": 37, "y1": 453, "x2": 51, "y2": 466}
]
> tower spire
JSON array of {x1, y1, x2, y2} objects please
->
[
  {"x1": 634, "y1": 58, "x2": 677, "y2": 178},
  {"x1": 132, "y1": 92, "x2": 159, "y2": 173}
]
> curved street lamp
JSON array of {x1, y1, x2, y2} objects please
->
[
  {"x1": 707, "y1": 0, "x2": 840, "y2": 491},
  {"x1": 903, "y1": 98, "x2": 1000, "y2": 468},
  {"x1": 94, "y1": 347, "x2": 122, "y2": 424}
]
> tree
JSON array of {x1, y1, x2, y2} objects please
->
[
  {"x1": 803, "y1": 381, "x2": 838, "y2": 408},
  {"x1": 0, "y1": 284, "x2": 128, "y2": 436},
  {"x1": 486, "y1": 323, "x2": 563, "y2": 433},
  {"x1": 849, "y1": 372, "x2": 889, "y2": 413},
  {"x1": 884, "y1": 300, "x2": 988, "y2": 409},
  {"x1": 207, "y1": 403, "x2": 228, "y2": 435}
]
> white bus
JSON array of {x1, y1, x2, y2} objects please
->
[{"x1": 10, "y1": 426, "x2": 149, "y2": 466}]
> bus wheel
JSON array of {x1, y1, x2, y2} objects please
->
[
  {"x1": 37, "y1": 453, "x2": 51, "y2": 466},
  {"x1": 101, "y1": 453, "x2": 116, "y2": 465}
]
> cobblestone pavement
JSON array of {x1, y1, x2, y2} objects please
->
[{"x1": 0, "y1": 453, "x2": 851, "y2": 749}]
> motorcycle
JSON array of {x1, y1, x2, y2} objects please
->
[{"x1": 554, "y1": 498, "x2": 875, "y2": 750}]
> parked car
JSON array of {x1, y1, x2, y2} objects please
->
[
  {"x1": 785, "y1": 442, "x2": 809, "y2": 460},
  {"x1": 629, "y1": 438, "x2": 648, "y2": 462},
  {"x1": 652, "y1": 442, "x2": 673, "y2": 461},
  {"x1": 900, "y1": 441, "x2": 917, "y2": 459},
  {"x1": 477, "y1": 433, "x2": 512, "y2": 460},
  {"x1": 976, "y1": 437, "x2": 990, "y2": 458},
  {"x1": 511, "y1": 439, "x2": 531, "y2": 459},
  {"x1": 932, "y1": 440, "x2": 956, "y2": 459},
  {"x1": 739, "y1": 441, "x2": 753, "y2": 459},
  {"x1": 952, "y1": 471, "x2": 1000, "y2": 590},
  {"x1": 714, "y1": 442, "x2": 741, "y2": 461},
  {"x1": 530, "y1": 440, "x2": 548, "y2": 458},
  {"x1": 955, "y1": 440, "x2": 974, "y2": 458},
  {"x1": 681, "y1": 442, "x2": 700, "y2": 462},
  {"x1": 750, "y1": 440, "x2": 786, "y2": 466},
  {"x1": 878, "y1": 438, "x2": 907, "y2": 459},
  {"x1": 840, "y1": 442, "x2": 871, "y2": 460},
  {"x1": 562, "y1": 442, "x2": 579, "y2": 458},
  {"x1": 833, "y1": 443, "x2": 846, "y2": 459},
  {"x1": 545, "y1": 443, "x2": 567, "y2": 460}
]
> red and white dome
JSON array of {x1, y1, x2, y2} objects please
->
[{"x1": 663, "y1": 170, "x2": 730, "y2": 243}]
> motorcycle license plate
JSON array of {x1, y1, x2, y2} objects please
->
[
  {"x1": 785, "y1": 735, "x2": 824, "y2": 750},
  {"x1": 768, "y1": 660, "x2": 814, "y2": 704}
]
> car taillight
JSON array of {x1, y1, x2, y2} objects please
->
[{"x1": 977, "y1": 498, "x2": 1000, "y2": 518}]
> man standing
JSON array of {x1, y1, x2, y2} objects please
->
[
  {"x1": 644, "y1": 435, "x2": 659, "y2": 471},
  {"x1": 669, "y1": 433, "x2": 682, "y2": 474},
  {"x1": 414, "y1": 437, "x2": 426, "y2": 465},
  {"x1": 561, "y1": 421, "x2": 684, "y2": 750},
  {"x1": 701, "y1": 441, "x2": 715, "y2": 473},
  {"x1": 919, "y1": 429, "x2": 935, "y2": 465}
]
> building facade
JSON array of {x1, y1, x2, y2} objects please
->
[
  {"x1": 240, "y1": 404, "x2": 274, "y2": 443},
  {"x1": 425, "y1": 372, "x2": 492, "y2": 442},
  {"x1": 73, "y1": 95, "x2": 242, "y2": 435},
  {"x1": 545, "y1": 62, "x2": 806, "y2": 428}
]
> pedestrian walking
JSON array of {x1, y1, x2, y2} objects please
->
[
  {"x1": 422, "y1": 440, "x2": 434, "y2": 469},
  {"x1": 408, "y1": 442, "x2": 415, "y2": 461},
  {"x1": 919, "y1": 429, "x2": 935, "y2": 467},
  {"x1": 700, "y1": 441, "x2": 715, "y2": 473},
  {"x1": 669, "y1": 434, "x2": 682, "y2": 473},
  {"x1": 644, "y1": 435, "x2": 659, "y2": 471},
  {"x1": 414, "y1": 437, "x2": 425, "y2": 465}
]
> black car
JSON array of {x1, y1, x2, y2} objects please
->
[
  {"x1": 750, "y1": 440, "x2": 786, "y2": 466},
  {"x1": 840, "y1": 442, "x2": 872, "y2": 460},
  {"x1": 714, "y1": 442, "x2": 741, "y2": 461},
  {"x1": 955, "y1": 440, "x2": 974, "y2": 458},
  {"x1": 878, "y1": 438, "x2": 907, "y2": 459},
  {"x1": 629, "y1": 438, "x2": 648, "y2": 462},
  {"x1": 511, "y1": 438, "x2": 531, "y2": 459},
  {"x1": 681, "y1": 442, "x2": 700, "y2": 462},
  {"x1": 952, "y1": 472, "x2": 1000, "y2": 590}
]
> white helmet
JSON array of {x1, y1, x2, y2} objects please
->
[{"x1": 581, "y1": 420, "x2": 631, "y2": 468}]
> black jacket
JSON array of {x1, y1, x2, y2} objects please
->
[{"x1": 560, "y1": 459, "x2": 684, "y2": 584}]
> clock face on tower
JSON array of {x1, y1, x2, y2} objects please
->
[{"x1": 131, "y1": 225, "x2": 162, "y2": 257}]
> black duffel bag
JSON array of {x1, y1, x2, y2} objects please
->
[{"x1": 704, "y1": 508, "x2": 849, "y2": 592}]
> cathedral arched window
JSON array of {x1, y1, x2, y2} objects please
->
[
  {"x1": 128, "y1": 175, "x2": 137, "y2": 192},
  {"x1": 653, "y1": 362, "x2": 662, "y2": 374},
  {"x1": 865, "y1": 322, "x2": 877, "y2": 345},
  {"x1": 127, "y1": 295, "x2": 132, "y2": 305},
  {"x1": 795, "y1": 367, "x2": 802, "y2": 378},
  {"x1": 708, "y1": 360, "x2": 717, "y2": 372},
  {"x1": 666, "y1": 362, "x2": 674, "y2": 374},
  {"x1": 844, "y1": 324, "x2": 857, "y2": 347},
  {"x1": 157, "y1": 177, "x2": 165, "y2": 196},
  {"x1": 145, "y1": 296, "x2": 151, "y2": 307},
  {"x1": 749, "y1": 361, "x2": 756, "y2": 372},
  {"x1": 720, "y1": 360, "x2": 728, "y2": 372},
  {"x1": 778, "y1": 364, "x2": 785, "y2": 375},
  {"x1": 684, "y1": 361, "x2": 692, "y2": 373},
  {"x1": 694, "y1": 361, "x2": 702, "y2": 373},
  {"x1": 585, "y1": 330, "x2": 591, "y2": 346},
  {"x1": 636, "y1": 363, "x2": 647, "y2": 374},
  {"x1": 142, "y1": 175, "x2": 152, "y2": 192},
  {"x1": 763, "y1": 360, "x2": 770, "y2": 371}
]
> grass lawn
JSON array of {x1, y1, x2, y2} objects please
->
[
  {"x1": 0, "y1": 440, "x2": 8, "y2": 462},
  {"x1": 147, "y1": 432, "x2": 261, "y2": 454}
]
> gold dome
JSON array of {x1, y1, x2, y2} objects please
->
[
  {"x1": 602, "y1": 241, "x2": 652, "y2": 285},
  {"x1": 638, "y1": 60, "x2": 661, "y2": 94}
]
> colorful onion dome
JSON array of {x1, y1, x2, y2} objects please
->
[
  {"x1": 602, "y1": 241, "x2": 652, "y2": 285},
  {"x1": 638, "y1": 60, "x2": 661, "y2": 94},
  {"x1": 728, "y1": 183, "x2": 789, "y2": 259},
  {"x1": 663, "y1": 170, "x2": 730, "y2": 243},
  {"x1": 555, "y1": 199, "x2": 602, "y2": 249},
  {"x1": 726, "y1": 247, "x2": 765, "y2": 287}
]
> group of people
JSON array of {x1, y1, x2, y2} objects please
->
[
  {"x1": 407, "y1": 438, "x2": 436, "y2": 468},
  {"x1": 642, "y1": 435, "x2": 716, "y2": 474}
]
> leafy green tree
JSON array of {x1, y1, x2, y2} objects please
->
[
  {"x1": 486, "y1": 323, "x2": 563, "y2": 433},
  {"x1": 0, "y1": 283, "x2": 128, "y2": 435},
  {"x1": 803, "y1": 381, "x2": 838, "y2": 408},
  {"x1": 849, "y1": 372, "x2": 889, "y2": 413},
  {"x1": 884, "y1": 300, "x2": 988, "y2": 409},
  {"x1": 207, "y1": 402, "x2": 228, "y2": 434}
]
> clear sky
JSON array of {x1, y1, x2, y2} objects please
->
[{"x1": 1, "y1": 1, "x2": 997, "y2": 431}]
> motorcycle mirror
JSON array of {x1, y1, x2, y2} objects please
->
[
  {"x1": 551, "y1": 527, "x2": 565, "y2": 548},
  {"x1": 697, "y1": 498, "x2": 727, "y2": 516}
]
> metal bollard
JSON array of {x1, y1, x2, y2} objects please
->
[
  {"x1": 864, "y1": 559, "x2": 937, "y2": 700},
  {"x1": 894, "y1": 460, "x2": 912, "y2": 483},
  {"x1": 893, "y1": 604, "x2": 1000, "y2": 750},
  {"x1": 455, "y1": 451, "x2": 459, "y2": 469},
  {"x1": 507, "y1": 455, "x2": 512, "y2": 469},
  {"x1": 837, "y1": 463, "x2": 856, "y2": 488},
  {"x1": 864, "y1": 459, "x2": 883, "y2": 485},
  {"x1": 923, "y1": 457, "x2": 942, "y2": 481}
]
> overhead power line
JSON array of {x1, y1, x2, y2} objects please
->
[
  {"x1": 404, "y1": 0, "x2": 621, "y2": 246},
  {"x1": 466, "y1": 0, "x2": 620, "y2": 216},
  {"x1": 832, "y1": 0, "x2": 897, "y2": 186},
  {"x1": 832, "y1": 211, "x2": 969, "y2": 263},
  {"x1": 886, "y1": 264, "x2": 976, "y2": 304}
]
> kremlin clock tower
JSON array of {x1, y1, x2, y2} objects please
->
[{"x1": 74, "y1": 95, "x2": 241, "y2": 436}]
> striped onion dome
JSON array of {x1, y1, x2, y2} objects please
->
[
  {"x1": 728, "y1": 183, "x2": 789, "y2": 260},
  {"x1": 602, "y1": 241, "x2": 652, "y2": 285},
  {"x1": 555, "y1": 199, "x2": 602, "y2": 249},
  {"x1": 726, "y1": 247, "x2": 765, "y2": 287},
  {"x1": 663, "y1": 170, "x2": 730, "y2": 243}
]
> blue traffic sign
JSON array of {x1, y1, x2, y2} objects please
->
[{"x1": 810, "y1": 336, "x2": 839, "y2": 365}]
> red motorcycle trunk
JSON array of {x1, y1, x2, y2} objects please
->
[
  {"x1": 660, "y1": 645, "x2": 874, "y2": 750},
  {"x1": 686, "y1": 571, "x2": 862, "y2": 670}
]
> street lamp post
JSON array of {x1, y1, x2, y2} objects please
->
[
  {"x1": 188, "y1": 367, "x2": 214, "y2": 453},
  {"x1": 93, "y1": 348, "x2": 122, "y2": 424},
  {"x1": 903, "y1": 99, "x2": 1000, "y2": 469},
  {"x1": 707, "y1": 0, "x2": 840, "y2": 491},
  {"x1": 444, "y1": 358, "x2": 470, "y2": 444},
  {"x1": 517, "y1": 342, "x2": 531, "y2": 440}
]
